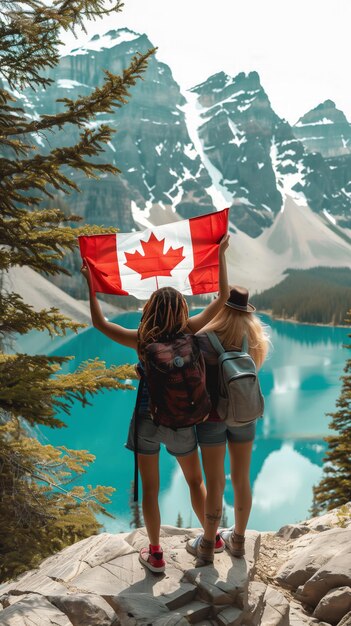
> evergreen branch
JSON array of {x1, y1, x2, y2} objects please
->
[
  {"x1": 0, "y1": 354, "x2": 137, "y2": 426},
  {"x1": 1, "y1": 50, "x2": 155, "y2": 137},
  {"x1": 1, "y1": 125, "x2": 118, "y2": 178},
  {"x1": 1, "y1": 450, "x2": 95, "y2": 504},
  {"x1": 0, "y1": 210, "x2": 118, "y2": 273},
  {"x1": 0, "y1": 0, "x2": 124, "y2": 88},
  {"x1": 0, "y1": 292, "x2": 85, "y2": 336}
]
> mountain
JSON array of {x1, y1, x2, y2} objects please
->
[
  {"x1": 225, "y1": 196, "x2": 351, "y2": 294},
  {"x1": 292, "y1": 100, "x2": 351, "y2": 229},
  {"x1": 14, "y1": 28, "x2": 351, "y2": 296},
  {"x1": 293, "y1": 100, "x2": 351, "y2": 158},
  {"x1": 187, "y1": 71, "x2": 307, "y2": 236},
  {"x1": 188, "y1": 73, "x2": 351, "y2": 236},
  {"x1": 23, "y1": 28, "x2": 215, "y2": 234}
]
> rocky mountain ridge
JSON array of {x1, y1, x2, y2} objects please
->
[
  {"x1": 12, "y1": 27, "x2": 351, "y2": 297},
  {"x1": 188, "y1": 71, "x2": 351, "y2": 236}
]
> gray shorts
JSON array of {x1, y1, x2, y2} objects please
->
[
  {"x1": 125, "y1": 412, "x2": 198, "y2": 457},
  {"x1": 196, "y1": 420, "x2": 256, "y2": 446}
]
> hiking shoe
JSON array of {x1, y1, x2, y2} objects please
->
[
  {"x1": 139, "y1": 547, "x2": 166, "y2": 573},
  {"x1": 215, "y1": 533, "x2": 225, "y2": 553},
  {"x1": 186, "y1": 534, "x2": 215, "y2": 563},
  {"x1": 220, "y1": 529, "x2": 245, "y2": 557}
]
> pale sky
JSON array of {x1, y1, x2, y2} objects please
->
[{"x1": 62, "y1": 0, "x2": 351, "y2": 125}]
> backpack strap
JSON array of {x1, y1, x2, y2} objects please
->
[
  {"x1": 133, "y1": 373, "x2": 145, "y2": 502},
  {"x1": 242, "y1": 334, "x2": 249, "y2": 353},
  {"x1": 207, "y1": 331, "x2": 249, "y2": 354},
  {"x1": 206, "y1": 331, "x2": 225, "y2": 355}
]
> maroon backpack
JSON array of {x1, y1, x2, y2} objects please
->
[{"x1": 143, "y1": 333, "x2": 211, "y2": 429}]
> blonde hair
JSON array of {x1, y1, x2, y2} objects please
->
[
  {"x1": 202, "y1": 306, "x2": 270, "y2": 370},
  {"x1": 138, "y1": 287, "x2": 189, "y2": 358}
]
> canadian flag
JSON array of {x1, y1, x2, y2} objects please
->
[{"x1": 78, "y1": 208, "x2": 229, "y2": 299}]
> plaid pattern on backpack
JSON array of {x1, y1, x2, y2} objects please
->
[
  {"x1": 206, "y1": 331, "x2": 264, "y2": 426},
  {"x1": 143, "y1": 333, "x2": 211, "y2": 429}
]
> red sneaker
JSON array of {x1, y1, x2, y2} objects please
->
[
  {"x1": 215, "y1": 533, "x2": 225, "y2": 553},
  {"x1": 139, "y1": 547, "x2": 166, "y2": 574}
]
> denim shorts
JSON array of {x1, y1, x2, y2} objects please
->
[
  {"x1": 196, "y1": 420, "x2": 256, "y2": 446},
  {"x1": 125, "y1": 412, "x2": 198, "y2": 457}
]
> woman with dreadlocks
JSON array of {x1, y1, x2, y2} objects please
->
[{"x1": 81, "y1": 234, "x2": 229, "y2": 574}]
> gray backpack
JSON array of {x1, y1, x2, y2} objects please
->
[{"x1": 206, "y1": 331, "x2": 264, "y2": 426}]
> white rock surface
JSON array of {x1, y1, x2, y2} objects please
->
[
  {"x1": 313, "y1": 586, "x2": 351, "y2": 625},
  {"x1": 1, "y1": 508, "x2": 351, "y2": 625},
  {"x1": 276, "y1": 527, "x2": 351, "y2": 594}
]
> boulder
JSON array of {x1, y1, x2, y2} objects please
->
[
  {"x1": 297, "y1": 549, "x2": 351, "y2": 607},
  {"x1": 244, "y1": 581, "x2": 267, "y2": 625},
  {"x1": 216, "y1": 605, "x2": 243, "y2": 625},
  {"x1": 313, "y1": 586, "x2": 351, "y2": 625},
  {"x1": 276, "y1": 527, "x2": 351, "y2": 591},
  {"x1": 289, "y1": 600, "x2": 332, "y2": 626},
  {"x1": 276, "y1": 524, "x2": 311, "y2": 541},
  {"x1": 259, "y1": 586, "x2": 290, "y2": 626},
  {"x1": 49, "y1": 594, "x2": 117, "y2": 626},
  {"x1": 306, "y1": 504, "x2": 351, "y2": 532},
  {"x1": 105, "y1": 592, "x2": 170, "y2": 623},
  {"x1": 0, "y1": 593, "x2": 72, "y2": 626}
]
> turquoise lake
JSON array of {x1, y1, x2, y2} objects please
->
[{"x1": 20, "y1": 313, "x2": 349, "y2": 533}]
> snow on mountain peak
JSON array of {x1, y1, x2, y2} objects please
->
[
  {"x1": 69, "y1": 28, "x2": 141, "y2": 56},
  {"x1": 295, "y1": 100, "x2": 349, "y2": 127}
]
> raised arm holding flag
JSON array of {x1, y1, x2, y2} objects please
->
[{"x1": 80, "y1": 210, "x2": 229, "y2": 574}]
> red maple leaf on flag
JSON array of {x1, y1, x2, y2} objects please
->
[{"x1": 124, "y1": 232, "x2": 185, "y2": 280}]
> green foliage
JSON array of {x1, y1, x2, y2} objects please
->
[
  {"x1": 176, "y1": 512, "x2": 184, "y2": 528},
  {"x1": 252, "y1": 267, "x2": 351, "y2": 325},
  {"x1": 335, "y1": 504, "x2": 351, "y2": 528},
  {"x1": 0, "y1": 0, "x2": 153, "y2": 581},
  {"x1": 0, "y1": 417, "x2": 115, "y2": 580},
  {"x1": 0, "y1": 355, "x2": 136, "y2": 426},
  {"x1": 312, "y1": 311, "x2": 351, "y2": 513}
]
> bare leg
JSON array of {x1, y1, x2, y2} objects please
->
[
  {"x1": 228, "y1": 440, "x2": 254, "y2": 535},
  {"x1": 201, "y1": 444, "x2": 226, "y2": 543},
  {"x1": 176, "y1": 450, "x2": 207, "y2": 526},
  {"x1": 138, "y1": 453, "x2": 160, "y2": 546}
]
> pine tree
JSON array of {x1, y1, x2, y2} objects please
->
[
  {"x1": 312, "y1": 310, "x2": 351, "y2": 513},
  {"x1": 0, "y1": 0, "x2": 154, "y2": 581},
  {"x1": 176, "y1": 512, "x2": 183, "y2": 528}
]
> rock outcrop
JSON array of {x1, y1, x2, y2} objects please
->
[{"x1": 0, "y1": 505, "x2": 350, "y2": 625}]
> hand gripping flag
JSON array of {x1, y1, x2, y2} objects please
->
[{"x1": 78, "y1": 208, "x2": 229, "y2": 299}]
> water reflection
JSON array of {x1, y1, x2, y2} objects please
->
[
  {"x1": 251, "y1": 443, "x2": 323, "y2": 531},
  {"x1": 16, "y1": 313, "x2": 348, "y2": 531}
]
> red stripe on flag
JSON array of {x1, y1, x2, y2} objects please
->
[
  {"x1": 188, "y1": 208, "x2": 229, "y2": 295},
  {"x1": 78, "y1": 234, "x2": 128, "y2": 295}
]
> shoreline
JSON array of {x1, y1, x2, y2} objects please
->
[{"x1": 257, "y1": 309, "x2": 349, "y2": 329}]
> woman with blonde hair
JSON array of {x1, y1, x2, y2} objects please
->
[
  {"x1": 187, "y1": 286, "x2": 270, "y2": 564},
  {"x1": 81, "y1": 235, "x2": 229, "y2": 574}
]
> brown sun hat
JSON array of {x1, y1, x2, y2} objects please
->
[{"x1": 225, "y1": 286, "x2": 256, "y2": 312}]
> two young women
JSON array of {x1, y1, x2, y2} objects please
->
[
  {"x1": 81, "y1": 236, "x2": 269, "y2": 572},
  {"x1": 81, "y1": 235, "x2": 229, "y2": 572}
]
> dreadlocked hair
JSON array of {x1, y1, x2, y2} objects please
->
[{"x1": 138, "y1": 287, "x2": 189, "y2": 359}]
